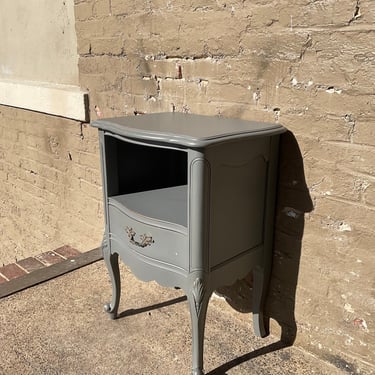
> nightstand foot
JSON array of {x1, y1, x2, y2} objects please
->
[{"x1": 104, "y1": 303, "x2": 118, "y2": 320}]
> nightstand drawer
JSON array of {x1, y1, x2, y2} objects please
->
[{"x1": 108, "y1": 204, "x2": 189, "y2": 270}]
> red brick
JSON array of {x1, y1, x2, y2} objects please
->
[
  {"x1": 53, "y1": 245, "x2": 81, "y2": 259},
  {"x1": 16, "y1": 257, "x2": 45, "y2": 273},
  {"x1": 35, "y1": 251, "x2": 65, "y2": 266},
  {"x1": 0, "y1": 263, "x2": 27, "y2": 280},
  {"x1": 0, "y1": 274, "x2": 8, "y2": 284}
]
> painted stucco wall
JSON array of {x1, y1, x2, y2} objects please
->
[{"x1": 0, "y1": 0, "x2": 79, "y2": 85}]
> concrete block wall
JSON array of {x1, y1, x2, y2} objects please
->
[{"x1": 73, "y1": 0, "x2": 374, "y2": 372}]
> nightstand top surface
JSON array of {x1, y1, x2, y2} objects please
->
[{"x1": 92, "y1": 112, "x2": 285, "y2": 147}]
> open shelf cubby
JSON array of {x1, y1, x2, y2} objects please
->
[{"x1": 104, "y1": 134, "x2": 188, "y2": 227}]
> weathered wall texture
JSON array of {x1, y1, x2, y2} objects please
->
[
  {"x1": 73, "y1": 0, "x2": 374, "y2": 372},
  {"x1": 0, "y1": 0, "x2": 79, "y2": 84},
  {"x1": 0, "y1": 106, "x2": 103, "y2": 264},
  {"x1": 0, "y1": 0, "x2": 373, "y2": 373}
]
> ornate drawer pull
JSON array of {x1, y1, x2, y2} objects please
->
[{"x1": 125, "y1": 226, "x2": 154, "y2": 248}]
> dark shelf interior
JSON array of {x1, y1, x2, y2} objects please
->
[
  {"x1": 105, "y1": 135, "x2": 188, "y2": 196},
  {"x1": 105, "y1": 134, "x2": 188, "y2": 226}
]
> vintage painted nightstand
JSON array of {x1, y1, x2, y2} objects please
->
[{"x1": 92, "y1": 113, "x2": 285, "y2": 375}]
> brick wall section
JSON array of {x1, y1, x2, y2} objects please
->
[
  {"x1": 0, "y1": 0, "x2": 372, "y2": 372},
  {"x1": 0, "y1": 106, "x2": 103, "y2": 265},
  {"x1": 73, "y1": 0, "x2": 375, "y2": 372}
]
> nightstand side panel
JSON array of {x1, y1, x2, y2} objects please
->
[{"x1": 206, "y1": 137, "x2": 270, "y2": 269}]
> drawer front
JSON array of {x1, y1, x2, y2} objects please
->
[{"x1": 108, "y1": 204, "x2": 189, "y2": 270}]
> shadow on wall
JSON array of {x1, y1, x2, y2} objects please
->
[{"x1": 217, "y1": 130, "x2": 314, "y2": 345}]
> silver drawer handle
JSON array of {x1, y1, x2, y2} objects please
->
[{"x1": 125, "y1": 226, "x2": 154, "y2": 248}]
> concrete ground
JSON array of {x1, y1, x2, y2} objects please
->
[{"x1": 0, "y1": 259, "x2": 349, "y2": 375}]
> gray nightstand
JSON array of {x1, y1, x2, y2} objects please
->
[{"x1": 92, "y1": 113, "x2": 285, "y2": 375}]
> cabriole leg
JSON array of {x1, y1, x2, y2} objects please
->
[
  {"x1": 103, "y1": 248, "x2": 121, "y2": 320},
  {"x1": 252, "y1": 266, "x2": 270, "y2": 338},
  {"x1": 187, "y1": 278, "x2": 212, "y2": 375}
]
